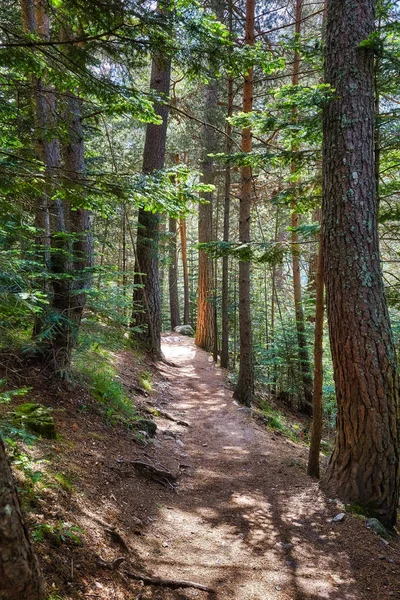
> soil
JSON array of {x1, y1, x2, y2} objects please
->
[{"x1": 3, "y1": 334, "x2": 400, "y2": 600}]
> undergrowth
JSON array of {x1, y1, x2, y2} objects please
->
[
  {"x1": 73, "y1": 319, "x2": 143, "y2": 429},
  {"x1": 256, "y1": 399, "x2": 306, "y2": 443}
]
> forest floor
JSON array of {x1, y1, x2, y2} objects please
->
[{"x1": 3, "y1": 334, "x2": 400, "y2": 600}]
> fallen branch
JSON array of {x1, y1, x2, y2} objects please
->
[{"x1": 124, "y1": 570, "x2": 215, "y2": 593}]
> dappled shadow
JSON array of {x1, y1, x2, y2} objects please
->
[{"x1": 3, "y1": 336, "x2": 400, "y2": 599}]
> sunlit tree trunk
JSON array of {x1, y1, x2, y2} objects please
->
[
  {"x1": 322, "y1": 0, "x2": 400, "y2": 527},
  {"x1": 233, "y1": 0, "x2": 255, "y2": 406},
  {"x1": 195, "y1": 81, "x2": 217, "y2": 352},
  {"x1": 0, "y1": 435, "x2": 44, "y2": 600}
]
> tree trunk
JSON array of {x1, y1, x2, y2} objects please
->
[
  {"x1": 220, "y1": 1, "x2": 234, "y2": 369},
  {"x1": 290, "y1": 0, "x2": 313, "y2": 416},
  {"x1": 307, "y1": 230, "x2": 324, "y2": 478},
  {"x1": 233, "y1": 0, "x2": 255, "y2": 406},
  {"x1": 322, "y1": 0, "x2": 400, "y2": 528},
  {"x1": 179, "y1": 218, "x2": 190, "y2": 325},
  {"x1": 168, "y1": 216, "x2": 181, "y2": 329},
  {"x1": 0, "y1": 436, "x2": 44, "y2": 600},
  {"x1": 195, "y1": 80, "x2": 217, "y2": 352},
  {"x1": 131, "y1": 49, "x2": 171, "y2": 357}
]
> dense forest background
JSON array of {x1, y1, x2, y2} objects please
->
[{"x1": 1, "y1": 0, "x2": 400, "y2": 597}]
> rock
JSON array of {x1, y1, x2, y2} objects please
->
[
  {"x1": 366, "y1": 518, "x2": 391, "y2": 540},
  {"x1": 174, "y1": 325, "x2": 194, "y2": 336},
  {"x1": 332, "y1": 513, "x2": 346, "y2": 523},
  {"x1": 136, "y1": 418, "x2": 157, "y2": 437},
  {"x1": 11, "y1": 403, "x2": 56, "y2": 439}
]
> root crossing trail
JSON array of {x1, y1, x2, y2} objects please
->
[{"x1": 123, "y1": 335, "x2": 400, "y2": 600}]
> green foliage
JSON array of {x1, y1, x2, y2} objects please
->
[
  {"x1": 32, "y1": 521, "x2": 84, "y2": 546},
  {"x1": 138, "y1": 370, "x2": 152, "y2": 392},
  {"x1": 0, "y1": 380, "x2": 31, "y2": 404},
  {"x1": 53, "y1": 472, "x2": 74, "y2": 492},
  {"x1": 255, "y1": 400, "x2": 304, "y2": 443},
  {"x1": 74, "y1": 323, "x2": 142, "y2": 428}
]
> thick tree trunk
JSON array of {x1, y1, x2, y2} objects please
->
[
  {"x1": 0, "y1": 436, "x2": 44, "y2": 600},
  {"x1": 322, "y1": 0, "x2": 400, "y2": 527},
  {"x1": 168, "y1": 216, "x2": 181, "y2": 329},
  {"x1": 131, "y1": 50, "x2": 171, "y2": 357},
  {"x1": 307, "y1": 231, "x2": 324, "y2": 478},
  {"x1": 233, "y1": 0, "x2": 255, "y2": 406},
  {"x1": 61, "y1": 87, "x2": 93, "y2": 347},
  {"x1": 195, "y1": 79, "x2": 217, "y2": 352},
  {"x1": 179, "y1": 218, "x2": 190, "y2": 325}
]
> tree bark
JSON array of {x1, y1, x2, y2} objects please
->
[
  {"x1": 307, "y1": 230, "x2": 324, "y2": 478},
  {"x1": 220, "y1": 0, "x2": 234, "y2": 369},
  {"x1": 195, "y1": 80, "x2": 217, "y2": 352},
  {"x1": 233, "y1": 0, "x2": 255, "y2": 406},
  {"x1": 322, "y1": 0, "x2": 400, "y2": 527},
  {"x1": 290, "y1": 0, "x2": 313, "y2": 416},
  {"x1": 131, "y1": 49, "x2": 171, "y2": 357},
  {"x1": 168, "y1": 216, "x2": 181, "y2": 329},
  {"x1": 179, "y1": 218, "x2": 190, "y2": 325},
  {"x1": 0, "y1": 436, "x2": 45, "y2": 600}
]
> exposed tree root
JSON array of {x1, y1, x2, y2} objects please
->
[{"x1": 124, "y1": 570, "x2": 215, "y2": 593}]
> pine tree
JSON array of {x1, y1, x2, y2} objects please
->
[
  {"x1": 322, "y1": 0, "x2": 400, "y2": 527},
  {"x1": 233, "y1": 0, "x2": 255, "y2": 406}
]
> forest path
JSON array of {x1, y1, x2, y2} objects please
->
[{"x1": 125, "y1": 334, "x2": 395, "y2": 600}]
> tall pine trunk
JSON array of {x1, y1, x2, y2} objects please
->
[
  {"x1": 179, "y1": 218, "x2": 190, "y2": 324},
  {"x1": 290, "y1": 0, "x2": 313, "y2": 415},
  {"x1": 233, "y1": 0, "x2": 255, "y2": 406},
  {"x1": 322, "y1": 0, "x2": 400, "y2": 527},
  {"x1": 169, "y1": 216, "x2": 181, "y2": 329},
  {"x1": 307, "y1": 230, "x2": 324, "y2": 478},
  {"x1": 220, "y1": 0, "x2": 234, "y2": 369},
  {"x1": 131, "y1": 50, "x2": 171, "y2": 357},
  {"x1": 195, "y1": 81, "x2": 217, "y2": 352},
  {"x1": 0, "y1": 436, "x2": 44, "y2": 600}
]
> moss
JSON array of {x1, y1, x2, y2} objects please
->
[{"x1": 11, "y1": 403, "x2": 56, "y2": 439}]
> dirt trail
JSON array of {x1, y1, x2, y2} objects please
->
[
  {"x1": 24, "y1": 333, "x2": 400, "y2": 599},
  {"x1": 123, "y1": 334, "x2": 400, "y2": 600}
]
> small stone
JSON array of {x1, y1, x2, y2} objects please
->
[
  {"x1": 174, "y1": 325, "x2": 194, "y2": 336},
  {"x1": 202, "y1": 443, "x2": 208, "y2": 447},
  {"x1": 380, "y1": 538, "x2": 390, "y2": 546},
  {"x1": 176, "y1": 439, "x2": 185, "y2": 447},
  {"x1": 135, "y1": 418, "x2": 157, "y2": 437},
  {"x1": 95, "y1": 582, "x2": 104, "y2": 589},
  {"x1": 162, "y1": 541, "x2": 169, "y2": 548},
  {"x1": 332, "y1": 513, "x2": 345, "y2": 522},
  {"x1": 275, "y1": 585, "x2": 281, "y2": 591},
  {"x1": 366, "y1": 518, "x2": 391, "y2": 540}
]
